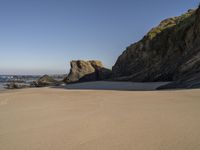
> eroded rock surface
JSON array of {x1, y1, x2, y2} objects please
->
[
  {"x1": 112, "y1": 7, "x2": 200, "y2": 89},
  {"x1": 31, "y1": 75, "x2": 59, "y2": 87},
  {"x1": 64, "y1": 60, "x2": 111, "y2": 83}
]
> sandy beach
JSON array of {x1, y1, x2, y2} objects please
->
[{"x1": 0, "y1": 83, "x2": 200, "y2": 150}]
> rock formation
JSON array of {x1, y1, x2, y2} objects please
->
[
  {"x1": 6, "y1": 82, "x2": 30, "y2": 89},
  {"x1": 112, "y1": 6, "x2": 200, "y2": 88},
  {"x1": 31, "y1": 75, "x2": 59, "y2": 87},
  {"x1": 64, "y1": 60, "x2": 111, "y2": 83}
]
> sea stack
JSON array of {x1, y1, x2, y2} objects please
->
[{"x1": 64, "y1": 60, "x2": 112, "y2": 83}]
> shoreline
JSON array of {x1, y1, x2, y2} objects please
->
[{"x1": 0, "y1": 81, "x2": 170, "y2": 93}]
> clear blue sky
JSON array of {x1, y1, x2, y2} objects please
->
[{"x1": 0, "y1": 0, "x2": 199, "y2": 75}]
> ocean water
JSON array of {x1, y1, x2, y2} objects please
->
[
  {"x1": 0, "y1": 75, "x2": 66, "y2": 90},
  {"x1": 0, "y1": 75, "x2": 41, "y2": 90},
  {"x1": 0, "y1": 83, "x2": 5, "y2": 90}
]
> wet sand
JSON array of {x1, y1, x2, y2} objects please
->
[{"x1": 0, "y1": 87, "x2": 200, "y2": 150}]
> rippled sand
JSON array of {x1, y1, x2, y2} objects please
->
[{"x1": 0, "y1": 87, "x2": 200, "y2": 150}]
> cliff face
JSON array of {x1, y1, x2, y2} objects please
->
[{"x1": 112, "y1": 7, "x2": 200, "y2": 87}]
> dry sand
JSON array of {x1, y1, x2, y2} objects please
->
[{"x1": 0, "y1": 86, "x2": 200, "y2": 150}]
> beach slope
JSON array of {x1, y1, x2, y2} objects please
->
[{"x1": 0, "y1": 87, "x2": 200, "y2": 150}]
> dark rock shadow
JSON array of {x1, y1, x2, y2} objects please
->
[{"x1": 51, "y1": 81, "x2": 171, "y2": 91}]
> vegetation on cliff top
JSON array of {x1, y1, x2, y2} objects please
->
[{"x1": 147, "y1": 9, "x2": 195, "y2": 39}]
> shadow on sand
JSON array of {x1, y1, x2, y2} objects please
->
[{"x1": 51, "y1": 81, "x2": 171, "y2": 91}]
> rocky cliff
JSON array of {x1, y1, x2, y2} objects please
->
[
  {"x1": 112, "y1": 6, "x2": 200, "y2": 88},
  {"x1": 64, "y1": 60, "x2": 111, "y2": 83}
]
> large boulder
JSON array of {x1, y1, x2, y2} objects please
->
[
  {"x1": 31, "y1": 75, "x2": 59, "y2": 87},
  {"x1": 112, "y1": 6, "x2": 200, "y2": 88},
  {"x1": 64, "y1": 60, "x2": 111, "y2": 83}
]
